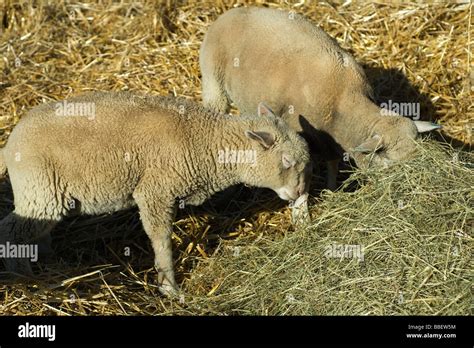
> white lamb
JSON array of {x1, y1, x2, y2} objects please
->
[
  {"x1": 0, "y1": 91, "x2": 312, "y2": 295},
  {"x1": 200, "y1": 7, "x2": 441, "y2": 190}
]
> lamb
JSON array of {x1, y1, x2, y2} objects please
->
[
  {"x1": 0, "y1": 91, "x2": 312, "y2": 295},
  {"x1": 200, "y1": 6, "x2": 441, "y2": 189}
]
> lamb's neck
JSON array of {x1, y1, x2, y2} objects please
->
[
  {"x1": 200, "y1": 120, "x2": 251, "y2": 193},
  {"x1": 332, "y1": 97, "x2": 382, "y2": 150}
]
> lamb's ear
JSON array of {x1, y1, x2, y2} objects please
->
[
  {"x1": 413, "y1": 120, "x2": 442, "y2": 133},
  {"x1": 245, "y1": 130, "x2": 275, "y2": 149},
  {"x1": 352, "y1": 134, "x2": 383, "y2": 154},
  {"x1": 257, "y1": 102, "x2": 276, "y2": 118}
]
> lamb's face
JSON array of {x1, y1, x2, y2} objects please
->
[
  {"x1": 239, "y1": 102, "x2": 312, "y2": 201},
  {"x1": 351, "y1": 116, "x2": 441, "y2": 169},
  {"x1": 272, "y1": 140, "x2": 313, "y2": 201},
  {"x1": 243, "y1": 129, "x2": 312, "y2": 201}
]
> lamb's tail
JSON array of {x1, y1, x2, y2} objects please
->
[{"x1": 0, "y1": 149, "x2": 7, "y2": 177}]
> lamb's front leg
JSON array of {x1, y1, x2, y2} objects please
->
[
  {"x1": 291, "y1": 193, "x2": 310, "y2": 226},
  {"x1": 133, "y1": 189, "x2": 178, "y2": 296},
  {"x1": 326, "y1": 159, "x2": 339, "y2": 191}
]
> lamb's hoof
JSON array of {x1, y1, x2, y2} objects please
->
[
  {"x1": 2, "y1": 258, "x2": 33, "y2": 278},
  {"x1": 291, "y1": 193, "x2": 311, "y2": 226},
  {"x1": 158, "y1": 282, "x2": 180, "y2": 298},
  {"x1": 326, "y1": 182, "x2": 338, "y2": 191}
]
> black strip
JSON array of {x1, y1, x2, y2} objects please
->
[{"x1": 0, "y1": 316, "x2": 471, "y2": 346}]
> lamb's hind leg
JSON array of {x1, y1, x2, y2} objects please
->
[
  {"x1": 1, "y1": 167, "x2": 65, "y2": 275},
  {"x1": 201, "y1": 70, "x2": 230, "y2": 113},
  {"x1": 0, "y1": 213, "x2": 59, "y2": 275}
]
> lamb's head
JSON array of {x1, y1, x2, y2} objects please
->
[
  {"x1": 240, "y1": 103, "x2": 312, "y2": 201},
  {"x1": 351, "y1": 115, "x2": 441, "y2": 168}
]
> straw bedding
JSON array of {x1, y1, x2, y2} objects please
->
[{"x1": 0, "y1": 1, "x2": 472, "y2": 315}]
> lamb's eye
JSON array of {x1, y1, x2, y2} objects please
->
[
  {"x1": 375, "y1": 146, "x2": 386, "y2": 154},
  {"x1": 282, "y1": 154, "x2": 295, "y2": 169},
  {"x1": 376, "y1": 148, "x2": 389, "y2": 159}
]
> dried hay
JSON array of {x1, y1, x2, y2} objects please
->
[
  {"x1": 184, "y1": 140, "x2": 473, "y2": 315},
  {"x1": 0, "y1": 1, "x2": 472, "y2": 315}
]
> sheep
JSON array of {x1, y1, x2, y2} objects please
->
[
  {"x1": 200, "y1": 6, "x2": 441, "y2": 189},
  {"x1": 0, "y1": 91, "x2": 312, "y2": 295}
]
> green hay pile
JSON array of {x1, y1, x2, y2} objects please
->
[
  {"x1": 0, "y1": 1, "x2": 472, "y2": 315},
  {"x1": 183, "y1": 140, "x2": 473, "y2": 315}
]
